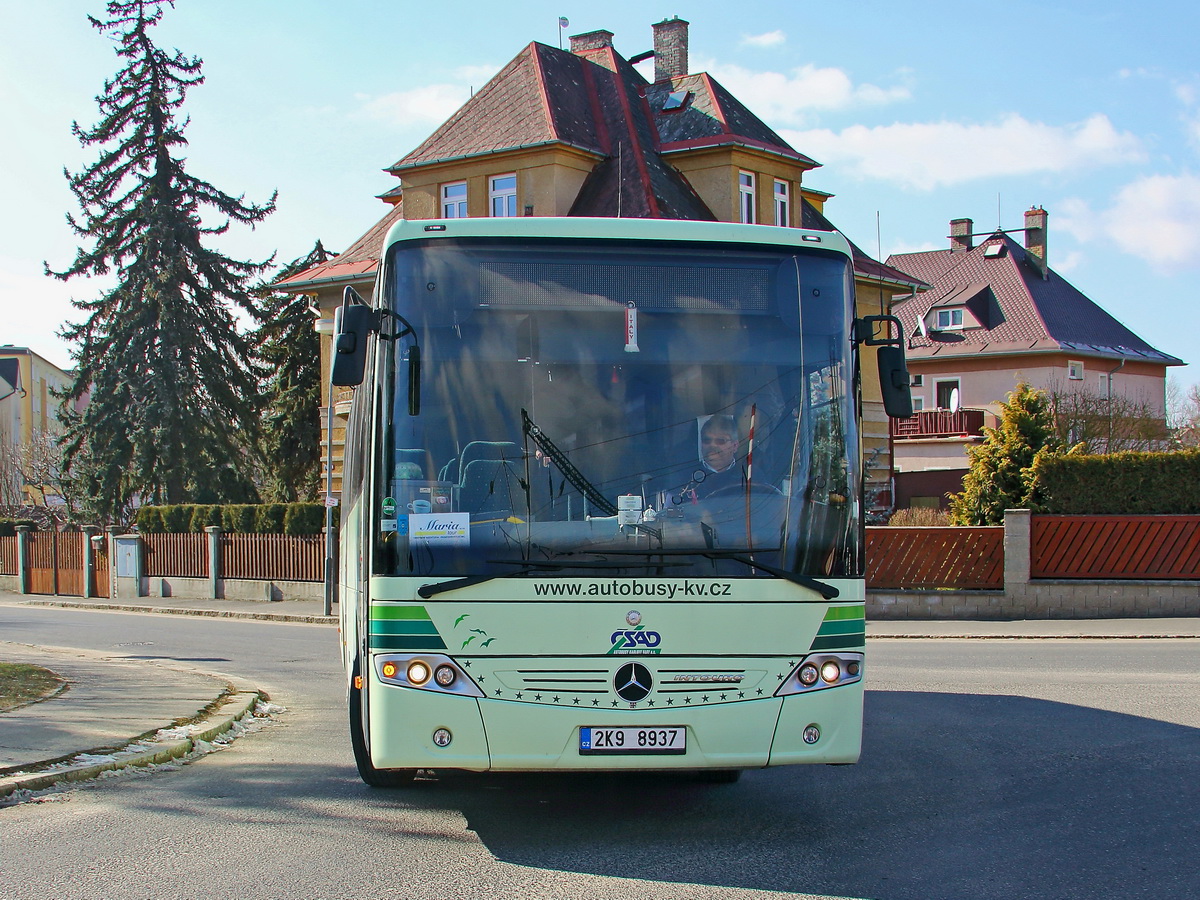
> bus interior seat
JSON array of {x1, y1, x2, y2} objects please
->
[
  {"x1": 457, "y1": 441, "x2": 520, "y2": 482},
  {"x1": 459, "y1": 459, "x2": 521, "y2": 515}
]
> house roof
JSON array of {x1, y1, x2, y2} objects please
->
[
  {"x1": 802, "y1": 201, "x2": 928, "y2": 291},
  {"x1": 275, "y1": 202, "x2": 404, "y2": 292},
  {"x1": 888, "y1": 233, "x2": 1183, "y2": 366}
]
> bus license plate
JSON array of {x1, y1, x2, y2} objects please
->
[{"x1": 579, "y1": 726, "x2": 686, "y2": 755}]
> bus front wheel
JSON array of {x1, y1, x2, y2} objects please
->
[{"x1": 349, "y1": 662, "x2": 416, "y2": 788}]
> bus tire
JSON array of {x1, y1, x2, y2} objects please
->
[
  {"x1": 350, "y1": 661, "x2": 416, "y2": 788},
  {"x1": 697, "y1": 769, "x2": 742, "y2": 784}
]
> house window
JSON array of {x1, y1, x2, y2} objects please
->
[
  {"x1": 441, "y1": 182, "x2": 467, "y2": 218},
  {"x1": 935, "y1": 308, "x2": 964, "y2": 330},
  {"x1": 936, "y1": 379, "x2": 960, "y2": 410},
  {"x1": 910, "y1": 373, "x2": 924, "y2": 387},
  {"x1": 490, "y1": 174, "x2": 517, "y2": 218},
  {"x1": 1068, "y1": 360, "x2": 1084, "y2": 380},
  {"x1": 738, "y1": 171, "x2": 755, "y2": 224},
  {"x1": 773, "y1": 179, "x2": 789, "y2": 227},
  {"x1": 911, "y1": 395, "x2": 925, "y2": 412}
]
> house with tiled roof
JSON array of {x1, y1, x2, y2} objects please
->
[
  {"x1": 885, "y1": 207, "x2": 1184, "y2": 509},
  {"x1": 280, "y1": 18, "x2": 924, "y2": 498}
]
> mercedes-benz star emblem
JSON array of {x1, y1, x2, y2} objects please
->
[
  {"x1": 614, "y1": 662, "x2": 653, "y2": 702},
  {"x1": 626, "y1": 610, "x2": 642, "y2": 626}
]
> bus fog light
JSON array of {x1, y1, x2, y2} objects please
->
[
  {"x1": 803, "y1": 725, "x2": 821, "y2": 744},
  {"x1": 847, "y1": 661, "x2": 861, "y2": 677},
  {"x1": 407, "y1": 661, "x2": 431, "y2": 685},
  {"x1": 434, "y1": 665, "x2": 457, "y2": 687},
  {"x1": 381, "y1": 661, "x2": 399, "y2": 679},
  {"x1": 820, "y1": 661, "x2": 841, "y2": 683},
  {"x1": 432, "y1": 728, "x2": 452, "y2": 747},
  {"x1": 798, "y1": 663, "x2": 819, "y2": 686}
]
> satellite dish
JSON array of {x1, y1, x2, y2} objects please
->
[{"x1": 949, "y1": 387, "x2": 961, "y2": 414}]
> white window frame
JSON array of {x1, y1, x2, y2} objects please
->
[
  {"x1": 489, "y1": 174, "x2": 517, "y2": 218},
  {"x1": 738, "y1": 171, "x2": 755, "y2": 224},
  {"x1": 934, "y1": 378, "x2": 961, "y2": 410},
  {"x1": 773, "y1": 179, "x2": 789, "y2": 227},
  {"x1": 441, "y1": 181, "x2": 468, "y2": 218},
  {"x1": 935, "y1": 307, "x2": 964, "y2": 330},
  {"x1": 911, "y1": 394, "x2": 925, "y2": 412},
  {"x1": 1067, "y1": 360, "x2": 1084, "y2": 381}
]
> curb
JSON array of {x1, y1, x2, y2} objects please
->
[
  {"x1": 19, "y1": 598, "x2": 335, "y2": 625},
  {"x1": 0, "y1": 688, "x2": 263, "y2": 800}
]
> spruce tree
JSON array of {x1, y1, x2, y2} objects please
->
[
  {"x1": 49, "y1": 0, "x2": 276, "y2": 522},
  {"x1": 949, "y1": 383, "x2": 1064, "y2": 525},
  {"x1": 255, "y1": 241, "x2": 335, "y2": 502}
]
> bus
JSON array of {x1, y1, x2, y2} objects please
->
[{"x1": 330, "y1": 216, "x2": 911, "y2": 786}]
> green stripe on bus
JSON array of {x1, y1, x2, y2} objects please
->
[
  {"x1": 810, "y1": 633, "x2": 865, "y2": 651},
  {"x1": 370, "y1": 621, "x2": 442, "y2": 636},
  {"x1": 823, "y1": 605, "x2": 866, "y2": 622},
  {"x1": 816, "y1": 619, "x2": 867, "y2": 637},
  {"x1": 369, "y1": 635, "x2": 449, "y2": 651},
  {"x1": 370, "y1": 605, "x2": 434, "y2": 620}
]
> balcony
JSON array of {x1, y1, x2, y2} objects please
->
[{"x1": 890, "y1": 408, "x2": 986, "y2": 440}]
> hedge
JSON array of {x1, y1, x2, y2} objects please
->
[
  {"x1": 0, "y1": 519, "x2": 39, "y2": 536},
  {"x1": 134, "y1": 503, "x2": 328, "y2": 534},
  {"x1": 1035, "y1": 450, "x2": 1200, "y2": 515}
]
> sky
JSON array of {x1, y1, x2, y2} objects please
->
[{"x1": 2, "y1": 0, "x2": 1198, "y2": 391}]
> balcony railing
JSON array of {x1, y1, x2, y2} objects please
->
[{"x1": 890, "y1": 407, "x2": 986, "y2": 439}]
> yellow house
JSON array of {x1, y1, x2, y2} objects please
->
[
  {"x1": 0, "y1": 346, "x2": 75, "y2": 507},
  {"x1": 279, "y1": 18, "x2": 924, "y2": 505}
]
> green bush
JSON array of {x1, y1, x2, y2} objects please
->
[
  {"x1": 135, "y1": 507, "x2": 165, "y2": 533},
  {"x1": 160, "y1": 505, "x2": 192, "y2": 533},
  {"x1": 1036, "y1": 450, "x2": 1200, "y2": 515},
  {"x1": 221, "y1": 504, "x2": 257, "y2": 534},
  {"x1": 284, "y1": 503, "x2": 325, "y2": 535},
  {"x1": 253, "y1": 503, "x2": 286, "y2": 534},
  {"x1": 189, "y1": 505, "x2": 223, "y2": 532}
]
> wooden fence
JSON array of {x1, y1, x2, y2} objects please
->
[
  {"x1": 0, "y1": 535, "x2": 15, "y2": 575},
  {"x1": 221, "y1": 534, "x2": 324, "y2": 582},
  {"x1": 1032, "y1": 515, "x2": 1200, "y2": 579},
  {"x1": 865, "y1": 526, "x2": 1004, "y2": 590},
  {"x1": 143, "y1": 533, "x2": 208, "y2": 578}
]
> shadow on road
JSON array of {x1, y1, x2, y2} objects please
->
[{"x1": 395, "y1": 690, "x2": 1200, "y2": 900}]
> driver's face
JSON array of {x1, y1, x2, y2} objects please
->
[{"x1": 701, "y1": 430, "x2": 737, "y2": 470}]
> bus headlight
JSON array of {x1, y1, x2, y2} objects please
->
[
  {"x1": 776, "y1": 653, "x2": 863, "y2": 696},
  {"x1": 375, "y1": 654, "x2": 484, "y2": 698}
]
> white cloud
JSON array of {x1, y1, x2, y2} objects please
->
[
  {"x1": 1058, "y1": 174, "x2": 1200, "y2": 271},
  {"x1": 739, "y1": 30, "x2": 786, "y2": 49},
  {"x1": 783, "y1": 114, "x2": 1145, "y2": 189},
  {"x1": 701, "y1": 61, "x2": 910, "y2": 126},
  {"x1": 351, "y1": 65, "x2": 497, "y2": 129}
]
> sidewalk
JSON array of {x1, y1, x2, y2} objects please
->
[{"x1": 3, "y1": 592, "x2": 335, "y2": 624}]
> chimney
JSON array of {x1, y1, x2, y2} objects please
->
[
  {"x1": 1024, "y1": 205, "x2": 1048, "y2": 265},
  {"x1": 652, "y1": 16, "x2": 689, "y2": 82},
  {"x1": 950, "y1": 218, "x2": 973, "y2": 253},
  {"x1": 570, "y1": 30, "x2": 614, "y2": 54}
]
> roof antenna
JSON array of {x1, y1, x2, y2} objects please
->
[
  {"x1": 876, "y1": 210, "x2": 885, "y2": 316},
  {"x1": 558, "y1": 16, "x2": 569, "y2": 50},
  {"x1": 617, "y1": 141, "x2": 623, "y2": 218},
  {"x1": 997, "y1": 192, "x2": 1002, "y2": 231}
]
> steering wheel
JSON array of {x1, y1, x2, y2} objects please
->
[{"x1": 703, "y1": 481, "x2": 785, "y2": 499}]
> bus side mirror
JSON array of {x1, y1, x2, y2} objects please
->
[
  {"x1": 856, "y1": 315, "x2": 914, "y2": 419},
  {"x1": 877, "y1": 345, "x2": 913, "y2": 419},
  {"x1": 331, "y1": 290, "x2": 377, "y2": 387}
]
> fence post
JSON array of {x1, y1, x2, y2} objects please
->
[
  {"x1": 1003, "y1": 509, "x2": 1031, "y2": 605},
  {"x1": 106, "y1": 525, "x2": 120, "y2": 600},
  {"x1": 15, "y1": 525, "x2": 30, "y2": 595},
  {"x1": 205, "y1": 526, "x2": 222, "y2": 600},
  {"x1": 82, "y1": 526, "x2": 99, "y2": 598}
]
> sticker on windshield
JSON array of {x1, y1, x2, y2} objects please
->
[{"x1": 410, "y1": 512, "x2": 470, "y2": 545}]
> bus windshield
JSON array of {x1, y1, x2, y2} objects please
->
[{"x1": 373, "y1": 237, "x2": 860, "y2": 581}]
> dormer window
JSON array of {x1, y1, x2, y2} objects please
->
[
  {"x1": 662, "y1": 90, "x2": 691, "y2": 111},
  {"x1": 936, "y1": 308, "x2": 964, "y2": 330},
  {"x1": 982, "y1": 242, "x2": 1007, "y2": 258}
]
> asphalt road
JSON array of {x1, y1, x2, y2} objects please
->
[{"x1": 2, "y1": 605, "x2": 1198, "y2": 900}]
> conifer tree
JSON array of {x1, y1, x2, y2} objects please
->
[
  {"x1": 49, "y1": 0, "x2": 276, "y2": 522},
  {"x1": 949, "y1": 383, "x2": 1064, "y2": 525},
  {"x1": 255, "y1": 241, "x2": 335, "y2": 502}
]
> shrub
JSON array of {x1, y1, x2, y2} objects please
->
[
  {"x1": 253, "y1": 503, "x2": 287, "y2": 534},
  {"x1": 284, "y1": 503, "x2": 325, "y2": 535},
  {"x1": 160, "y1": 505, "x2": 192, "y2": 533},
  {"x1": 887, "y1": 507, "x2": 953, "y2": 527},
  {"x1": 189, "y1": 505, "x2": 223, "y2": 532},
  {"x1": 221, "y1": 504, "x2": 257, "y2": 534},
  {"x1": 135, "y1": 507, "x2": 165, "y2": 533},
  {"x1": 1035, "y1": 450, "x2": 1200, "y2": 514}
]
